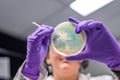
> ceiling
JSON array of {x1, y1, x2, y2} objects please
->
[{"x1": 0, "y1": 0, "x2": 120, "y2": 41}]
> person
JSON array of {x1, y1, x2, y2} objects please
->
[{"x1": 13, "y1": 17, "x2": 120, "y2": 80}]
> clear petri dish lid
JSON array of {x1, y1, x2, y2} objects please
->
[{"x1": 51, "y1": 21, "x2": 86, "y2": 57}]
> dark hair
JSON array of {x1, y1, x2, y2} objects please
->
[{"x1": 81, "y1": 60, "x2": 89, "y2": 69}]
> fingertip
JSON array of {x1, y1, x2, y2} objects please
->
[
  {"x1": 47, "y1": 26, "x2": 54, "y2": 33},
  {"x1": 41, "y1": 25, "x2": 54, "y2": 33},
  {"x1": 66, "y1": 56, "x2": 77, "y2": 61},
  {"x1": 96, "y1": 21, "x2": 104, "y2": 29},
  {"x1": 68, "y1": 17, "x2": 79, "y2": 24},
  {"x1": 75, "y1": 28, "x2": 82, "y2": 34},
  {"x1": 88, "y1": 21, "x2": 103, "y2": 29},
  {"x1": 75, "y1": 24, "x2": 83, "y2": 34},
  {"x1": 50, "y1": 28, "x2": 54, "y2": 33}
]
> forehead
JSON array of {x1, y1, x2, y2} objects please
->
[
  {"x1": 49, "y1": 44, "x2": 62, "y2": 57},
  {"x1": 49, "y1": 44, "x2": 55, "y2": 54}
]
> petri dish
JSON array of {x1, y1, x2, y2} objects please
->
[{"x1": 51, "y1": 21, "x2": 86, "y2": 56}]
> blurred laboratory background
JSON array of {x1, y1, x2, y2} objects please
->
[{"x1": 0, "y1": 0, "x2": 120, "y2": 80}]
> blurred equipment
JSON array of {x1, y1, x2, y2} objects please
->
[
  {"x1": 0, "y1": 32, "x2": 26, "y2": 80},
  {"x1": 0, "y1": 57, "x2": 10, "y2": 80}
]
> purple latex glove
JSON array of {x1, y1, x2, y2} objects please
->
[
  {"x1": 67, "y1": 17, "x2": 120, "y2": 69},
  {"x1": 22, "y1": 25, "x2": 54, "y2": 80}
]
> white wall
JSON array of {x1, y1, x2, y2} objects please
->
[{"x1": 82, "y1": 61, "x2": 112, "y2": 76}]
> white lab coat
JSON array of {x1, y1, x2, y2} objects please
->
[
  {"x1": 13, "y1": 62, "x2": 114, "y2": 80},
  {"x1": 46, "y1": 74, "x2": 114, "y2": 80}
]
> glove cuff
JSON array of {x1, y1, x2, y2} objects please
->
[{"x1": 22, "y1": 63, "x2": 40, "y2": 80}]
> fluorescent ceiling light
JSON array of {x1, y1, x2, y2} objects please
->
[{"x1": 70, "y1": 0, "x2": 114, "y2": 17}]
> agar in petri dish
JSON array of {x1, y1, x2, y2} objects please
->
[{"x1": 51, "y1": 21, "x2": 86, "y2": 56}]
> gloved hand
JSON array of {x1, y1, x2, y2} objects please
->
[
  {"x1": 67, "y1": 17, "x2": 120, "y2": 69},
  {"x1": 22, "y1": 25, "x2": 54, "y2": 80}
]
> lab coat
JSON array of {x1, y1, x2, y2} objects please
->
[
  {"x1": 46, "y1": 74, "x2": 114, "y2": 80},
  {"x1": 13, "y1": 62, "x2": 114, "y2": 80}
]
